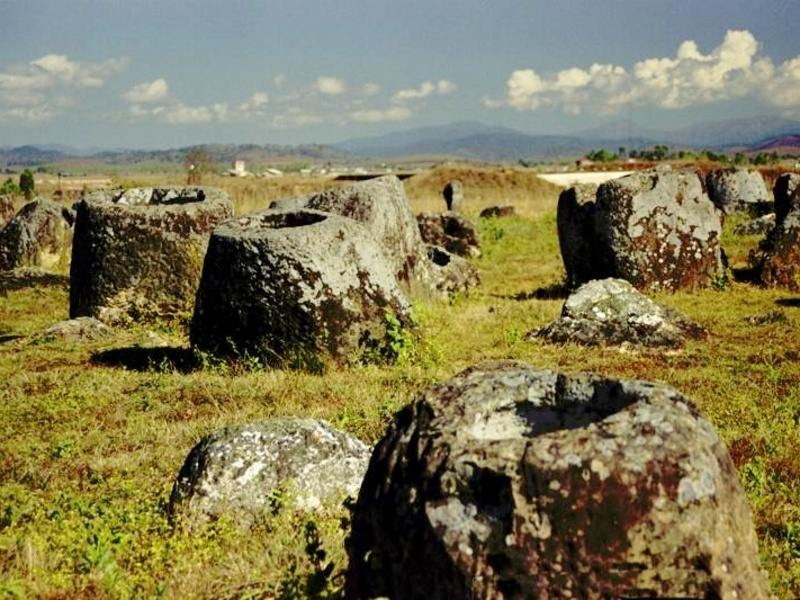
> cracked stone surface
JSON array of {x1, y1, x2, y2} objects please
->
[
  {"x1": 534, "y1": 278, "x2": 707, "y2": 348},
  {"x1": 169, "y1": 418, "x2": 370, "y2": 528},
  {"x1": 346, "y1": 361, "x2": 769, "y2": 600}
]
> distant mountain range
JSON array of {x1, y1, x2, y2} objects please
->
[
  {"x1": 332, "y1": 116, "x2": 800, "y2": 161},
  {"x1": 0, "y1": 142, "x2": 352, "y2": 169},
  {"x1": 2, "y1": 115, "x2": 799, "y2": 168}
]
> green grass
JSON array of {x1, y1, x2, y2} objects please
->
[{"x1": 0, "y1": 175, "x2": 799, "y2": 598}]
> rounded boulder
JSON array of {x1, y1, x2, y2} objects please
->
[{"x1": 169, "y1": 418, "x2": 370, "y2": 528}]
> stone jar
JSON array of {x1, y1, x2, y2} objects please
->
[
  {"x1": 190, "y1": 208, "x2": 412, "y2": 370},
  {"x1": 69, "y1": 187, "x2": 233, "y2": 324},
  {"x1": 346, "y1": 361, "x2": 770, "y2": 600}
]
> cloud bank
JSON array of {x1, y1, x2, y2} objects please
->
[{"x1": 487, "y1": 30, "x2": 800, "y2": 114}]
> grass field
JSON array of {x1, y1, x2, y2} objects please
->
[{"x1": 0, "y1": 166, "x2": 798, "y2": 598}]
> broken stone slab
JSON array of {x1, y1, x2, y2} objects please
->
[
  {"x1": 169, "y1": 418, "x2": 370, "y2": 529},
  {"x1": 69, "y1": 186, "x2": 233, "y2": 324},
  {"x1": 0, "y1": 197, "x2": 75, "y2": 271},
  {"x1": 416, "y1": 211, "x2": 481, "y2": 258},
  {"x1": 533, "y1": 278, "x2": 706, "y2": 348},
  {"x1": 190, "y1": 208, "x2": 413, "y2": 369},
  {"x1": 346, "y1": 361, "x2": 770, "y2": 600}
]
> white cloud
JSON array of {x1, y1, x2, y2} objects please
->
[
  {"x1": 316, "y1": 76, "x2": 346, "y2": 95},
  {"x1": 239, "y1": 92, "x2": 270, "y2": 113},
  {"x1": 350, "y1": 106, "x2": 412, "y2": 123},
  {"x1": 123, "y1": 78, "x2": 169, "y2": 103},
  {"x1": 29, "y1": 54, "x2": 128, "y2": 88},
  {"x1": 489, "y1": 29, "x2": 800, "y2": 113},
  {"x1": 272, "y1": 107, "x2": 323, "y2": 128},
  {"x1": 273, "y1": 73, "x2": 286, "y2": 89},
  {"x1": 436, "y1": 79, "x2": 457, "y2": 94},
  {"x1": 768, "y1": 57, "x2": 800, "y2": 107},
  {"x1": 163, "y1": 103, "x2": 214, "y2": 124},
  {"x1": 393, "y1": 79, "x2": 456, "y2": 103},
  {"x1": 0, "y1": 53, "x2": 128, "y2": 121}
]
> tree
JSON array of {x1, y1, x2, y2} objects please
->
[
  {"x1": 0, "y1": 177, "x2": 20, "y2": 196},
  {"x1": 18, "y1": 169, "x2": 34, "y2": 200},
  {"x1": 184, "y1": 148, "x2": 212, "y2": 185}
]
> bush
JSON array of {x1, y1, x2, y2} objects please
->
[
  {"x1": 18, "y1": 169, "x2": 34, "y2": 200},
  {"x1": 0, "y1": 177, "x2": 20, "y2": 196}
]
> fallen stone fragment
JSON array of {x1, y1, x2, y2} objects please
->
[
  {"x1": 170, "y1": 418, "x2": 370, "y2": 528},
  {"x1": 533, "y1": 278, "x2": 706, "y2": 348}
]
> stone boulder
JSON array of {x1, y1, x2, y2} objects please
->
[
  {"x1": 170, "y1": 418, "x2": 370, "y2": 528},
  {"x1": 0, "y1": 196, "x2": 14, "y2": 228},
  {"x1": 534, "y1": 278, "x2": 706, "y2": 348},
  {"x1": 706, "y1": 168, "x2": 771, "y2": 214},
  {"x1": 303, "y1": 176, "x2": 429, "y2": 294},
  {"x1": 773, "y1": 172, "x2": 800, "y2": 225},
  {"x1": 755, "y1": 184, "x2": 800, "y2": 290},
  {"x1": 0, "y1": 197, "x2": 75, "y2": 271},
  {"x1": 39, "y1": 317, "x2": 114, "y2": 343},
  {"x1": 190, "y1": 209, "x2": 412, "y2": 369},
  {"x1": 269, "y1": 176, "x2": 475, "y2": 300},
  {"x1": 416, "y1": 211, "x2": 481, "y2": 258},
  {"x1": 426, "y1": 245, "x2": 480, "y2": 298},
  {"x1": 479, "y1": 205, "x2": 516, "y2": 218},
  {"x1": 346, "y1": 361, "x2": 770, "y2": 600},
  {"x1": 69, "y1": 187, "x2": 233, "y2": 324},
  {"x1": 556, "y1": 184, "x2": 602, "y2": 288},
  {"x1": 442, "y1": 180, "x2": 463, "y2": 212},
  {"x1": 590, "y1": 169, "x2": 725, "y2": 292}
]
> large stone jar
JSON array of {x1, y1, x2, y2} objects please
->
[
  {"x1": 190, "y1": 209, "x2": 412, "y2": 370},
  {"x1": 69, "y1": 187, "x2": 233, "y2": 324},
  {"x1": 346, "y1": 361, "x2": 770, "y2": 599}
]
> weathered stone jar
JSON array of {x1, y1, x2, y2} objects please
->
[
  {"x1": 69, "y1": 187, "x2": 233, "y2": 324},
  {"x1": 190, "y1": 208, "x2": 412, "y2": 369},
  {"x1": 559, "y1": 169, "x2": 725, "y2": 292},
  {"x1": 347, "y1": 361, "x2": 770, "y2": 599}
]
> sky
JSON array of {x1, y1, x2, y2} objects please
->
[{"x1": 0, "y1": 0, "x2": 799, "y2": 149}]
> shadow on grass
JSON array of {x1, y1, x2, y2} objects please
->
[
  {"x1": 775, "y1": 298, "x2": 800, "y2": 308},
  {"x1": 91, "y1": 346, "x2": 200, "y2": 373},
  {"x1": 495, "y1": 282, "x2": 570, "y2": 301},
  {"x1": 0, "y1": 334, "x2": 24, "y2": 344},
  {"x1": 0, "y1": 269, "x2": 69, "y2": 294},
  {"x1": 732, "y1": 266, "x2": 761, "y2": 284}
]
